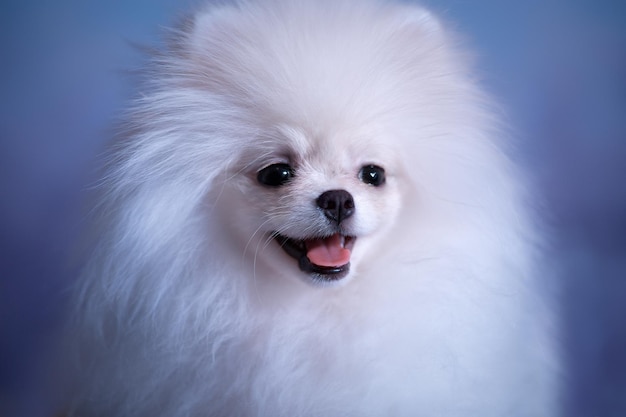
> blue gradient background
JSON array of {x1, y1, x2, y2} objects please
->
[{"x1": 1, "y1": 1, "x2": 625, "y2": 416}]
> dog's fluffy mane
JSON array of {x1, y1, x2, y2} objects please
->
[{"x1": 68, "y1": 0, "x2": 557, "y2": 416}]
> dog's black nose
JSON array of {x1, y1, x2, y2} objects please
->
[{"x1": 316, "y1": 189, "x2": 355, "y2": 224}]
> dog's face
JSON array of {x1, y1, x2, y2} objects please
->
[{"x1": 221, "y1": 125, "x2": 403, "y2": 286}]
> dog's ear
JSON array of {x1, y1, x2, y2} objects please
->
[
  {"x1": 189, "y1": 3, "x2": 238, "y2": 48},
  {"x1": 392, "y1": 5, "x2": 443, "y2": 35}
]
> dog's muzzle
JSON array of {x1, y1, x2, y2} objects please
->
[{"x1": 273, "y1": 189, "x2": 357, "y2": 282}]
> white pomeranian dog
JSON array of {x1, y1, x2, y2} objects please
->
[{"x1": 66, "y1": 0, "x2": 558, "y2": 416}]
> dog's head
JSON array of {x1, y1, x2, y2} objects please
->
[{"x1": 179, "y1": 1, "x2": 454, "y2": 287}]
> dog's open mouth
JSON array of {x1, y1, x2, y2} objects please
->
[{"x1": 273, "y1": 233, "x2": 356, "y2": 281}]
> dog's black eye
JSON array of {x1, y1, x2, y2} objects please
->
[
  {"x1": 359, "y1": 165, "x2": 385, "y2": 186},
  {"x1": 257, "y1": 163, "x2": 294, "y2": 187}
]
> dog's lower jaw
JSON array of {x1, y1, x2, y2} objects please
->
[{"x1": 299, "y1": 257, "x2": 351, "y2": 282}]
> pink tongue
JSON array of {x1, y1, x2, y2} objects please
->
[{"x1": 305, "y1": 234, "x2": 351, "y2": 267}]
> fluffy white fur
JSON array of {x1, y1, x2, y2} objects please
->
[{"x1": 68, "y1": 0, "x2": 558, "y2": 416}]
